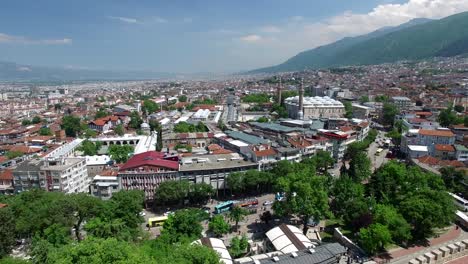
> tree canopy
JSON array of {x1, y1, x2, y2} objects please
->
[
  {"x1": 108, "y1": 145, "x2": 133, "y2": 163},
  {"x1": 61, "y1": 115, "x2": 84, "y2": 137}
]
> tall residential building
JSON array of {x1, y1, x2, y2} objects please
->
[{"x1": 41, "y1": 157, "x2": 89, "y2": 193}]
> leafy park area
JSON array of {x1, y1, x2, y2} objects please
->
[{"x1": 0, "y1": 190, "x2": 221, "y2": 264}]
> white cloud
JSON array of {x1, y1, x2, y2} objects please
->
[
  {"x1": 0, "y1": 33, "x2": 72, "y2": 45},
  {"x1": 108, "y1": 16, "x2": 140, "y2": 24},
  {"x1": 239, "y1": 34, "x2": 262, "y2": 43},
  {"x1": 234, "y1": 0, "x2": 468, "y2": 69}
]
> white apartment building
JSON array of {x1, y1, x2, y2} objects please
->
[
  {"x1": 284, "y1": 96, "x2": 345, "y2": 119},
  {"x1": 90, "y1": 175, "x2": 119, "y2": 200},
  {"x1": 41, "y1": 157, "x2": 89, "y2": 193}
]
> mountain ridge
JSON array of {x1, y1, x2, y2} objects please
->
[{"x1": 250, "y1": 12, "x2": 468, "y2": 73}]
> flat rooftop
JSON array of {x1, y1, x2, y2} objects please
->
[
  {"x1": 225, "y1": 130, "x2": 268, "y2": 145},
  {"x1": 179, "y1": 153, "x2": 256, "y2": 171}
]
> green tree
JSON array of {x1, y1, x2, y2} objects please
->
[
  {"x1": 440, "y1": 166, "x2": 467, "y2": 198},
  {"x1": 0, "y1": 257, "x2": 30, "y2": 264},
  {"x1": 229, "y1": 236, "x2": 248, "y2": 258},
  {"x1": 94, "y1": 110, "x2": 110, "y2": 119},
  {"x1": 0, "y1": 207, "x2": 16, "y2": 257},
  {"x1": 32, "y1": 116, "x2": 42, "y2": 124},
  {"x1": 6, "y1": 151, "x2": 23, "y2": 160},
  {"x1": 373, "y1": 204, "x2": 412, "y2": 244},
  {"x1": 359, "y1": 96, "x2": 370, "y2": 103},
  {"x1": 156, "y1": 128, "x2": 163, "y2": 151},
  {"x1": 142, "y1": 100, "x2": 159, "y2": 115},
  {"x1": 242, "y1": 93, "x2": 270, "y2": 103},
  {"x1": 39, "y1": 127, "x2": 53, "y2": 136},
  {"x1": 256, "y1": 116, "x2": 269, "y2": 123},
  {"x1": 21, "y1": 119, "x2": 32, "y2": 126},
  {"x1": 273, "y1": 169, "x2": 330, "y2": 234},
  {"x1": 359, "y1": 223, "x2": 392, "y2": 255},
  {"x1": 188, "y1": 183, "x2": 215, "y2": 205},
  {"x1": 114, "y1": 124, "x2": 124, "y2": 136},
  {"x1": 178, "y1": 95, "x2": 187, "y2": 102},
  {"x1": 331, "y1": 175, "x2": 365, "y2": 219},
  {"x1": 128, "y1": 111, "x2": 143, "y2": 130},
  {"x1": 108, "y1": 145, "x2": 133, "y2": 163},
  {"x1": 312, "y1": 150, "x2": 334, "y2": 172},
  {"x1": 154, "y1": 181, "x2": 190, "y2": 206},
  {"x1": 229, "y1": 206, "x2": 248, "y2": 232},
  {"x1": 227, "y1": 172, "x2": 245, "y2": 195},
  {"x1": 208, "y1": 215, "x2": 230, "y2": 237},
  {"x1": 399, "y1": 189, "x2": 455, "y2": 240},
  {"x1": 454, "y1": 105, "x2": 464, "y2": 113},
  {"x1": 47, "y1": 238, "x2": 153, "y2": 264},
  {"x1": 382, "y1": 103, "x2": 399, "y2": 126},
  {"x1": 343, "y1": 101, "x2": 353, "y2": 119},
  {"x1": 78, "y1": 140, "x2": 101, "y2": 156},
  {"x1": 438, "y1": 104, "x2": 461, "y2": 127},
  {"x1": 348, "y1": 152, "x2": 372, "y2": 182},
  {"x1": 162, "y1": 209, "x2": 204, "y2": 242},
  {"x1": 61, "y1": 115, "x2": 83, "y2": 137},
  {"x1": 69, "y1": 193, "x2": 103, "y2": 241}
]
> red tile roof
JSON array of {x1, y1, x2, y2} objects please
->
[
  {"x1": 417, "y1": 156, "x2": 439, "y2": 166},
  {"x1": 438, "y1": 160, "x2": 465, "y2": 168},
  {"x1": 419, "y1": 129, "x2": 454, "y2": 137},
  {"x1": 0, "y1": 169, "x2": 13, "y2": 180},
  {"x1": 434, "y1": 144, "x2": 455, "y2": 152},
  {"x1": 119, "y1": 151, "x2": 179, "y2": 171},
  {"x1": 415, "y1": 112, "x2": 433, "y2": 117},
  {"x1": 0, "y1": 203, "x2": 7, "y2": 208},
  {"x1": 207, "y1": 144, "x2": 222, "y2": 151},
  {"x1": 253, "y1": 148, "x2": 277, "y2": 157},
  {"x1": 212, "y1": 149, "x2": 233, "y2": 155}
]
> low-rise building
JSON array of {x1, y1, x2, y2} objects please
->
[
  {"x1": 118, "y1": 151, "x2": 179, "y2": 201},
  {"x1": 179, "y1": 153, "x2": 257, "y2": 194},
  {"x1": 0, "y1": 169, "x2": 14, "y2": 194},
  {"x1": 391, "y1": 96, "x2": 412, "y2": 111},
  {"x1": 352, "y1": 104, "x2": 371, "y2": 119},
  {"x1": 455, "y1": 144, "x2": 468, "y2": 162},
  {"x1": 434, "y1": 144, "x2": 456, "y2": 160},
  {"x1": 90, "y1": 171, "x2": 119, "y2": 200}
]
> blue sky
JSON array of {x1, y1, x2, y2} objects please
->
[{"x1": 0, "y1": 0, "x2": 466, "y2": 73}]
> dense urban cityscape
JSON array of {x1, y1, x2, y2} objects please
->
[{"x1": 1, "y1": 1, "x2": 468, "y2": 264}]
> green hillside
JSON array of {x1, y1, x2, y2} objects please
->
[{"x1": 252, "y1": 12, "x2": 468, "y2": 73}]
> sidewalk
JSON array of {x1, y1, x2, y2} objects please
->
[{"x1": 374, "y1": 226, "x2": 466, "y2": 264}]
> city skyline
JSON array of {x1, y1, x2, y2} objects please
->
[{"x1": 1, "y1": 0, "x2": 468, "y2": 73}]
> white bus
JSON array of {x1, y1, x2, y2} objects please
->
[
  {"x1": 455, "y1": 210, "x2": 468, "y2": 229},
  {"x1": 449, "y1": 193, "x2": 468, "y2": 212}
]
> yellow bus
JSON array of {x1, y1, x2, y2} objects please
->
[{"x1": 148, "y1": 216, "x2": 168, "y2": 227}]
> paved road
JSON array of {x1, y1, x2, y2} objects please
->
[
  {"x1": 375, "y1": 226, "x2": 468, "y2": 264},
  {"x1": 368, "y1": 131, "x2": 390, "y2": 172}
]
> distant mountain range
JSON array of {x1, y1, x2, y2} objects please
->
[
  {"x1": 0, "y1": 61, "x2": 177, "y2": 81},
  {"x1": 251, "y1": 11, "x2": 468, "y2": 73}
]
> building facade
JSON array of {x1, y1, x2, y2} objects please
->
[
  {"x1": 118, "y1": 151, "x2": 179, "y2": 201},
  {"x1": 284, "y1": 96, "x2": 344, "y2": 120}
]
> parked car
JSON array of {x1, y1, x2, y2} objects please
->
[{"x1": 263, "y1": 200, "x2": 273, "y2": 206}]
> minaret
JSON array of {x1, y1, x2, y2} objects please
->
[
  {"x1": 277, "y1": 77, "x2": 282, "y2": 105},
  {"x1": 298, "y1": 78, "x2": 304, "y2": 120}
]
